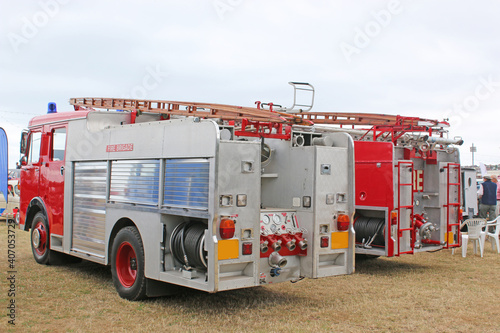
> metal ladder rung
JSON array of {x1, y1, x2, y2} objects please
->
[{"x1": 397, "y1": 160, "x2": 415, "y2": 255}]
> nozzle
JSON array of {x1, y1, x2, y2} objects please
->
[
  {"x1": 269, "y1": 252, "x2": 287, "y2": 268},
  {"x1": 293, "y1": 234, "x2": 308, "y2": 251}
]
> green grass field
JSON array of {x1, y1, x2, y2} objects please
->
[{"x1": 1, "y1": 224, "x2": 499, "y2": 332}]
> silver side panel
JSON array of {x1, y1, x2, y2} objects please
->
[
  {"x1": 72, "y1": 161, "x2": 107, "y2": 257},
  {"x1": 260, "y1": 133, "x2": 355, "y2": 279},
  {"x1": 163, "y1": 159, "x2": 209, "y2": 210},
  {"x1": 110, "y1": 159, "x2": 160, "y2": 206}
]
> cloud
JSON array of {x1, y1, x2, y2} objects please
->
[{"x1": 1, "y1": 0, "x2": 499, "y2": 167}]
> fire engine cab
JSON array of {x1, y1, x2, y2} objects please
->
[{"x1": 19, "y1": 98, "x2": 355, "y2": 300}]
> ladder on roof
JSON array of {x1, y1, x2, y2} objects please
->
[
  {"x1": 69, "y1": 98, "x2": 448, "y2": 129},
  {"x1": 299, "y1": 112, "x2": 447, "y2": 129},
  {"x1": 69, "y1": 97, "x2": 312, "y2": 140},
  {"x1": 297, "y1": 112, "x2": 449, "y2": 144},
  {"x1": 69, "y1": 97, "x2": 450, "y2": 143},
  {"x1": 69, "y1": 97, "x2": 309, "y2": 125}
]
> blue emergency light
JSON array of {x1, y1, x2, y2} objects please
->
[{"x1": 47, "y1": 102, "x2": 57, "y2": 114}]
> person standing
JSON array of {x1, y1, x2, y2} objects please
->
[
  {"x1": 477, "y1": 175, "x2": 497, "y2": 220},
  {"x1": 491, "y1": 175, "x2": 500, "y2": 216},
  {"x1": 496, "y1": 175, "x2": 500, "y2": 216}
]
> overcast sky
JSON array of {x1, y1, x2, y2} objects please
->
[{"x1": 1, "y1": 0, "x2": 499, "y2": 168}]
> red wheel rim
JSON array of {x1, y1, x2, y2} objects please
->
[
  {"x1": 32, "y1": 220, "x2": 47, "y2": 256},
  {"x1": 116, "y1": 242, "x2": 137, "y2": 288}
]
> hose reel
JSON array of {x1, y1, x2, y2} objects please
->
[
  {"x1": 170, "y1": 222, "x2": 207, "y2": 270},
  {"x1": 354, "y1": 216, "x2": 385, "y2": 247}
]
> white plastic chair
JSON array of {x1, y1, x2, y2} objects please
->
[
  {"x1": 482, "y1": 216, "x2": 500, "y2": 254},
  {"x1": 461, "y1": 218, "x2": 486, "y2": 257}
]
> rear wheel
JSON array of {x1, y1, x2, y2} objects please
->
[
  {"x1": 31, "y1": 212, "x2": 50, "y2": 264},
  {"x1": 111, "y1": 227, "x2": 147, "y2": 301}
]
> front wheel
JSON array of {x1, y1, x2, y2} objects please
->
[
  {"x1": 111, "y1": 226, "x2": 147, "y2": 301},
  {"x1": 31, "y1": 212, "x2": 50, "y2": 264}
]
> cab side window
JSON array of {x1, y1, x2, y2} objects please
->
[
  {"x1": 51, "y1": 128, "x2": 66, "y2": 161},
  {"x1": 29, "y1": 132, "x2": 42, "y2": 164}
]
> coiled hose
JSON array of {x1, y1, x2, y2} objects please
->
[
  {"x1": 354, "y1": 216, "x2": 385, "y2": 246},
  {"x1": 170, "y1": 222, "x2": 207, "y2": 270}
]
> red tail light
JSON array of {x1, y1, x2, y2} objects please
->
[
  {"x1": 242, "y1": 242, "x2": 252, "y2": 255},
  {"x1": 337, "y1": 214, "x2": 350, "y2": 231},
  {"x1": 320, "y1": 236, "x2": 329, "y2": 248},
  {"x1": 391, "y1": 211, "x2": 398, "y2": 225},
  {"x1": 220, "y1": 219, "x2": 235, "y2": 239}
]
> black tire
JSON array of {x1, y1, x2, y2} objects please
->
[
  {"x1": 111, "y1": 226, "x2": 147, "y2": 301},
  {"x1": 31, "y1": 212, "x2": 51, "y2": 265}
]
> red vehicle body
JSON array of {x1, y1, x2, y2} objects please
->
[
  {"x1": 19, "y1": 111, "x2": 89, "y2": 235},
  {"x1": 18, "y1": 99, "x2": 356, "y2": 300},
  {"x1": 258, "y1": 81, "x2": 463, "y2": 258},
  {"x1": 353, "y1": 140, "x2": 461, "y2": 257}
]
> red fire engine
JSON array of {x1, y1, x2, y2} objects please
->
[
  {"x1": 263, "y1": 82, "x2": 464, "y2": 257},
  {"x1": 19, "y1": 98, "x2": 356, "y2": 300}
]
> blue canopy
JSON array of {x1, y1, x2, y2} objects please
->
[{"x1": 0, "y1": 128, "x2": 8, "y2": 203}]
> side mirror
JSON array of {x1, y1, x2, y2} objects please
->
[
  {"x1": 20, "y1": 156, "x2": 28, "y2": 166},
  {"x1": 20, "y1": 130, "x2": 28, "y2": 154}
]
